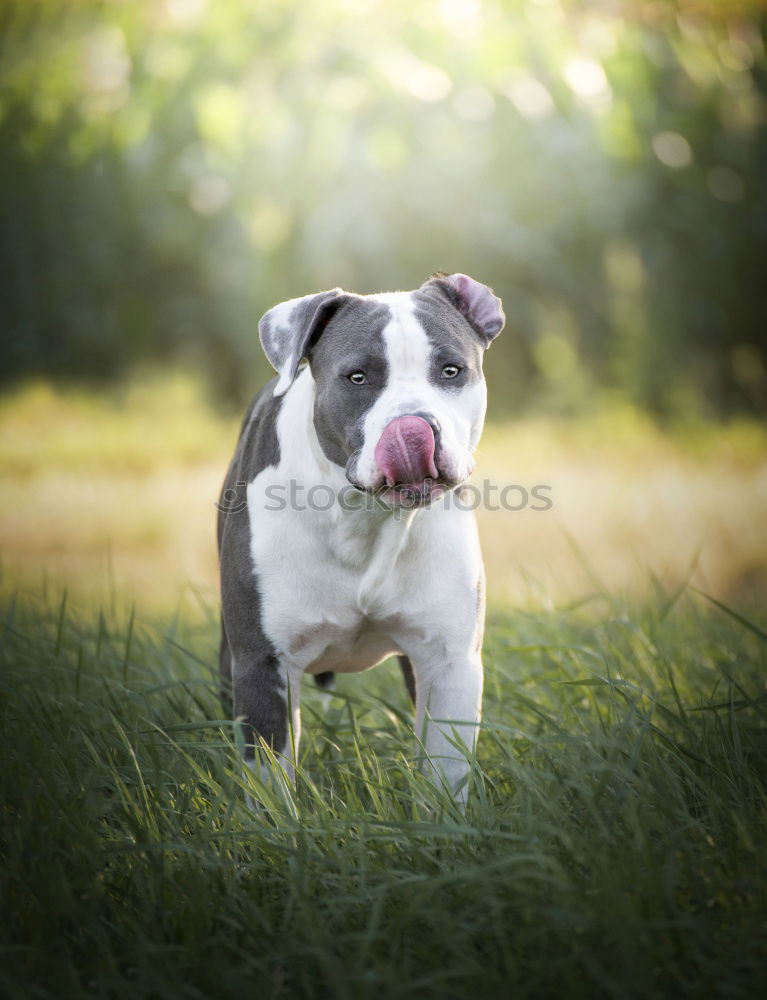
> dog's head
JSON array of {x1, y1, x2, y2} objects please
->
[{"x1": 259, "y1": 273, "x2": 504, "y2": 504}]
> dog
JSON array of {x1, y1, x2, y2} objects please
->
[{"x1": 218, "y1": 272, "x2": 504, "y2": 806}]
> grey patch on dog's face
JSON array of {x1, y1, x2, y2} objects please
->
[
  {"x1": 309, "y1": 297, "x2": 391, "y2": 480},
  {"x1": 411, "y1": 285, "x2": 486, "y2": 392}
]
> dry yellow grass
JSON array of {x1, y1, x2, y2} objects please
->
[
  {"x1": 477, "y1": 412, "x2": 767, "y2": 607},
  {"x1": 1, "y1": 376, "x2": 765, "y2": 613}
]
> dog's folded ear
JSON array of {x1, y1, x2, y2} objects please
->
[
  {"x1": 259, "y1": 289, "x2": 346, "y2": 396},
  {"x1": 422, "y1": 272, "x2": 505, "y2": 346}
]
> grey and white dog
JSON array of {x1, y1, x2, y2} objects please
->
[{"x1": 218, "y1": 272, "x2": 504, "y2": 806}]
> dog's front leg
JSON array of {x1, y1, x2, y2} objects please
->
[
  {"x1": 231, "y1": 653, "x2": 301, "y2": 786},
  {"x1": 221, "y1": 614, "x2": 302, "y2": 797},
  {"x1": 411, "y1": 651, "x2": 483, "y2": 810}
]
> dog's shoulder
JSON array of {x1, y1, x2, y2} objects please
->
[{"x1": 217, "y1": 378, "x2": 283, "y2": 549}]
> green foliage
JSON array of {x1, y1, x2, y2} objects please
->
[
  {"x1": 2, "y1": 582, "x2": 766, "y2": 997},
  {"x1": 1, "y1": 0, "x2": 766, "y2": 415}
]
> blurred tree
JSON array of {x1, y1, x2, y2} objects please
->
[{"x1": 0, "y1": 0, "x2": 765, "y2": 416}]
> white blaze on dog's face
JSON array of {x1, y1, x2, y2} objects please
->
[
  {"x1": 351, "y1": 291, "x2": 485, "y2": 497},
  {"x1": 258, "y1": 273, "x2": 505, "y2": 503}
]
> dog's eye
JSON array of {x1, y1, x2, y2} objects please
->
[
  {"x1": 348, "y1": 371, "x2": 367, "y2": 385},
  {"x1": 441, "y1": 365, "x2": 461, "y2": 379}
]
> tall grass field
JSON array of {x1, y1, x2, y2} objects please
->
[
  {"x1": 2, "y1": 584, "x2": 766, "y2": 998},
  {"x1": 1, "y1": 379, "x2": 766, "y2": 997}
]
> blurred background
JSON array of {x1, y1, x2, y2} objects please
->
[{"x1": 1, "y1": 0, "x2": 766, "y2": 611}]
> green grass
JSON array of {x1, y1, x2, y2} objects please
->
[{"x1": 2, "y1": 583, "x2": 766, "y2": 999}]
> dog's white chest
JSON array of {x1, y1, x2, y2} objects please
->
[{"x1": 247, "y1": 481, "x2": 426, "y2": 673}]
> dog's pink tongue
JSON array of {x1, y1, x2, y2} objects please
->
[{"x1": 374, "y1": 416, "x2": 438, "y2": 487}]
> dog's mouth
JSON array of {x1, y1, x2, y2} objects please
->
[
  {"x1": 345, "y1": 415, "x2": 471, "y2": 507},
  {"x1": 376, "y1": 478, "x2": 448, "y2": 507},
  {"x1": 346, "y1": 473, "x2": 461, "y2": 508}
]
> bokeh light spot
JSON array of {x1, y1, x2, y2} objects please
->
[
  {"x1": 406, "y1": 62, "x2": 453, "y2": 102},
  {"x1": 563, "y1": 57, "x2": 611, "y2": 106},
  {"x1": 439, "y1": 0, "x2": 481, "y2": 22},
  {"x1": 651, "y1": 130, "x2": 692, "y2": 169},
  {"x1": 505, "y1": 75, "x2": 555, "y2": 121},
  {"x1": 188, "y1": 175, "x2": 230, "y2": 216},
  {"x1": 164, "y1": 0, "x2": 208, "y2": 27},
  {"x1": 453, "y1": 86, "x2": 495, "y2": 121}
]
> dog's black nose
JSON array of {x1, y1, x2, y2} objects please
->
[{"x1": 409, "y1": 411, "x2": 441, "y2": 436}]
